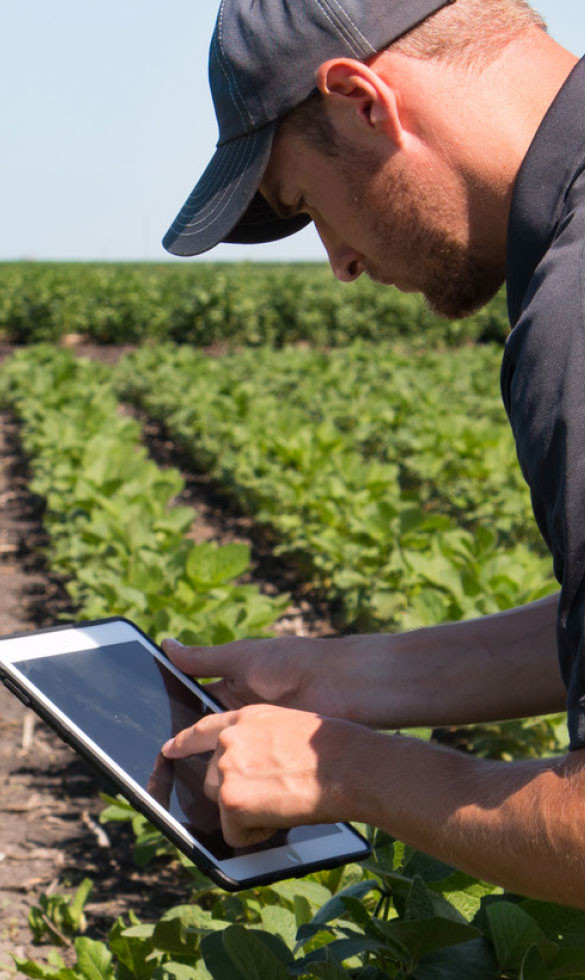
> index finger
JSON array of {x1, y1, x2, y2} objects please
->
[
  {"x1": 161, "y1": 637, "x2": 242, "y2": 679},
  {"x1": 161, "y1": 709, "x2": 237, "y2": 759}
]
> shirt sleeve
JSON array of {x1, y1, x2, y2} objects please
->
[{"x1": 501, "y1": 179, "x2": 585, "y2": 749}]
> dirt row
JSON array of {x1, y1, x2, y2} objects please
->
[
  {"x1": 0, "y1": 354, "x2": 336, "y2": 976},
  {"x1": 0, "y1": 410, "x2": 185, "y2": 975}
]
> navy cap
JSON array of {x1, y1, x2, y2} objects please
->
[{"x1": 163, "y1": 0, "x2": 456, "y2": 257}]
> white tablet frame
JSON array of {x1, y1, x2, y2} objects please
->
[{"x1": 0, "y1": 618, "x2": 370, "y2": 889}]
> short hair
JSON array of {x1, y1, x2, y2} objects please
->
[
  {"x1": 284, "y1": 0, "x2": 547, "y2": 154},
  {"x1": 391, "y1": 0, "x2": 546, "y2": 67}
]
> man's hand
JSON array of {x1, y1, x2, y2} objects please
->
[
  {"x1": 159, "y1": 696, "x2": 585, "y2": 906},
  {"x1": 161, "y1": 703, "x2": 364, "y2": 847},
  {"x1": 162, "y1": 635, "x2": 355, "y2": 719},
  {"x1": 162, "y1": 597, "x2": 564, "y2": 732}
]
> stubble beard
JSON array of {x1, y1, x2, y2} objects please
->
[
  {"x1": 366, "y1": 229, "x2": 505, "y2": 320},
  {"x1": 342, "y1": 152, "x2": 506, "y2": 320}
]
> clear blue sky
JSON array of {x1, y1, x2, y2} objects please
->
[{"x1": 2, "y1": 1, "x2": 583, "y2": 263}]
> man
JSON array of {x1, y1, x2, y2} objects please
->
[{"x1": 161, "y1": 0, "x2": 585, "y2": 906}]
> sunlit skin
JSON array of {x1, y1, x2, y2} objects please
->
[
  {"x1": 262, "y1": 124, "x2": 508, "y2": 318},
  {"x1": 260, "y1": 29, "x2": 573, "y2": 316},
  {"x1": 261, "y1": 107, "x2": 506, "y2": 318},
  {"x1": 160, "y1": 30, "x2": 585, "y2": 905}
]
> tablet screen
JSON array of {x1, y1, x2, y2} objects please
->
[{"x1": 18, "y1": 641, "x2": 340, "y2": 860}]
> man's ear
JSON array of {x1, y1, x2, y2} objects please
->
[{"x1": 315, "y1": 58, "x2": 404, "y2": 146}]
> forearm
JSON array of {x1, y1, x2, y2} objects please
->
[
  {"x1": 340, "y1": 726, "x2": 585, "y2": 906},
  {"x1": 332, "y1": 593, "x2": 565, "y2": 728},
  {"x1": 164, "y1": 698, "x2": 583, "y2": 903}
]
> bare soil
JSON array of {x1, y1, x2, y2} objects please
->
[
  {"x1": 0, "y1": 411, "x2": 191, "y2": 975},
  {"x1": 0, "y1": 345, "x2": 337, "y2": 975}
]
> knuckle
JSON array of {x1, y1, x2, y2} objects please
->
[
  {"x1": 172, "y1": 731, "x2": 188, "y2": 752},
  {"x1": 219, "y1": 779, "x2": 243, "y2": 814},
  {"x1": 238, "y1": 703, "x2": 264, "y2": 722},
  {"x1": 218, "y1": 727, "x2": 234, "y2": 751}
]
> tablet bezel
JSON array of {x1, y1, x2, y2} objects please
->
[{"x1": 0, "y1": 617, "x2": 371, "y2": 890}]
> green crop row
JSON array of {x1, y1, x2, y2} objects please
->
[
  {"x1": 1, "y1": 344, "x2": 581, "y2": 979},
  {"x1": 0, "y1": 345, "x2": 287, "y2": 644},
  {"x1": 0, "y1": 261, "x2": 510, "y2": 347},
  {"x1": 114, "y1": 342, "x2": 556, "y2": 635},
  {"x1": 23, "y1": 823, "x2": 585, "y2": 980}
]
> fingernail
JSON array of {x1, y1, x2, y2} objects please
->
[
  {"x1": 162, "y1": 637, "x2": 183, "y2": 649},
  {"x1": 161, "y1": 738, "x2": 175, "y2": 756}
]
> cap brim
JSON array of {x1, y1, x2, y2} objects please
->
[
  {"x1": 223, "y1": 192, "x2": 311, "y2": 245},
  {"x1": 163, "y1": 123, "x2": 310, "y2": 257}
]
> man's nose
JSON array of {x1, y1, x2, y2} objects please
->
[{"x1": 315, "y1": 220, "x2": 365, "y2": 283}]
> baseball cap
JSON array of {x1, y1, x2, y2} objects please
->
[{"x1": 163, "y1": 0, "x2": 455, "y2": 257}]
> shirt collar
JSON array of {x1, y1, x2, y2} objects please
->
[{"x1": 506, "y1": 55, "x2": 585, "y2": 326}]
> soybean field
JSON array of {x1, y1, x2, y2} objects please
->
[{"x1": 0, "y1": 263, "x2": 580, "y2": 980}]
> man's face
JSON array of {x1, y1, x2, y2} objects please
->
[{"x1": 260, "y1": 120, "x2": 506, "y2": 319}]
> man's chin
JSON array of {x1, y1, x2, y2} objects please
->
[
  {"x1": 417, "y1": 255, "x2": 506, "y2": 319},
  {"x1": 365, "y1": 253, "x2": 505, "y2": 320},
  {"x1": 365, "y1": 272, "x2": 500, "y2": 320},
  {"x1": 424, "y1": 277, "x2": 505, "y2": 320}
]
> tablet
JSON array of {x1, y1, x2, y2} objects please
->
[{"x1": 0, "y1": 617, "x2": 370, "y2": 890}]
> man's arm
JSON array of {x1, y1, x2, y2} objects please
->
[
  {"x1": 162, "y1": 592, "x2": 565, "y2": 730},
  {"x1": 162, "y1": 705, "x2": 585, "y2": 907}
]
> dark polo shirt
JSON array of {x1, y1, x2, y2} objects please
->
[{"x1": 502, "y1": 56, "x2": 585, "y2": 750}]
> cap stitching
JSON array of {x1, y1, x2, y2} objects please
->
[
  {"x1": 175, "y1": 138, "x2": 257, "y2": 233},
  {"x1": 173, "y1": 157, "x2": 241, "y2": 228},
  {"x1": 174, "y1": 144, "x2": 239, "y2": 213},
  {"x1": 314, "y1": 0, "x2": 374, "y2": 57},
  {"x1": 217, "y1": 0, "x2": 254, "y2": 130},
  {"x1": 175, "y1": 141, "x2": 248, "y2": 226},
  {"x1": 310, "y1": 0, "x2": 360, "y2": 55},
  {"x1": 324, "y1": 0, "x2": 376, "y2": 53}
]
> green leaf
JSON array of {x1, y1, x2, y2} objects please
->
[
  {"x1": 438, "y1": 886, "x2": 489, "y2": 924},
  {"x1": 405, "y1": 876, "x2": 439, "y2": 920},
  {"x1": 352, "y1": 969, "x2": 395, "y2": 980},
  {"x1": 318, "y1": 933, "x2": 394, "y2": 963},
  {"x1": 12, "y1": 962, "x2": 61, "y2": 980},
  {"x1": 152, "y1": 962, "x2": 211, "y2": 980},
  {"x1": 296, "y1": 880, "x2": 380, "y2": 945},
  {"x1": 413, "y1": 938, "x2": 499, "y2": 980},
  {"x1": 267, "y1": 876, "x2": 331, "y2": 911},
  {"x1": 520, "y1": 945, "x2": 553, "y2": 980},
  {"x1": 186, "y1": 542, "x2": 250, "y2": 588},
  {"x1": 153, "y1": 905, "x2": 227, "y2": 955},
  {"x1": 246, "y1": 930, "x2": 295, "y2": 967},
  {"x1": 69, "y1": 878, "x2": 93, "y2": 924},
  {"x1": 122, "y1": 924, "x2": 156, "y2": 940},
  {"x1": 302, "y1": 962, "x2": 353, "y2": 979},
  {"x1": 74, "y1": 938, "x2": 114, "y2": 980},
  {"x1": 405, "y1": 876, "x2": 468, "y2": 925},
  {"x1": 549, "y1": 947, "x2": 585, "y2": 976},
  {"x1": 375, "y1": 916, "x2": 481, "y2": 961},
  {"x1": 294, "y1": 895, "x2": 313, "y2": 930},
  {"x1": 132, "y1": 828, "x2": 174, "y2": 868},
  {"x1": 487, "y1": 903, "x2": 559, "y2": 972},
  {"x1": 519, "y1": 898, "x2": 585, "y2": 947},
  {"x1": 402, "y1": 852, "x2": 456, "y2": 884},
  {"x1": 293, "y1": 946, "x2": 354, "y2": 979},
  {"x1": 108, "y1": 917, "x2": 154, "y2": 980},
  {"x1": 201, "y1": 925, "x2": 291, "y2": 980},
  {"x1": 259, "y1": 905, "x2": 298, "y2": 949},
  {"x1": 47, "y1": 951, "x2": 67, "y2": 970}
]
